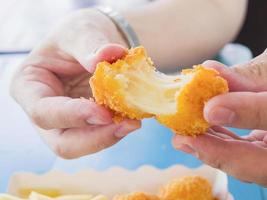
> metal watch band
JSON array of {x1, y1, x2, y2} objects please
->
[{"x1": 95, "y1": 6, "x2": 140, "y2": 48}]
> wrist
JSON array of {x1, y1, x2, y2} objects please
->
[
  {"x1": 60, "y1": 8, "x2": 129, "y2": 48},
  {"x1": 90, "y1": 9, "x2": 129, "y2": 48}
]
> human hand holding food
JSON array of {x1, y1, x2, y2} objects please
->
[
  {"x1": 173, "y1": 50, "x2": 267, "y2": 186},
  {"x1": 10, "y1": 9, "x2": 141, "y2": 159},
  {"x1": 10, "y1": 0, "x2": 248, "y2": 159},
  {"x1": 90, "y1": 46, "x2": 228, "y2": 135}
]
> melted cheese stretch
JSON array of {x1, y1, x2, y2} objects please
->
[
  {"x1": 114, "y1": 61, "x2": 194, "y2": 115},
  {"x1": 90, "y1": 46, "x2": 229, "y2": 135}
]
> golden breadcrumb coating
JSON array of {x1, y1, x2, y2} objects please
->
[
  {"x1": 158, "y1": 176, "x2": 213, "y2": 200},
  {"x1": 89, "y1": 46, "x2": 228, "y2": 135},
  {"x1": 113, "y1": 192, "x2": 159, "y2": 200},
  {"x1": 156, "y1": 65, "x2": 228, "y2": 135},
  {"x1": 0, "y1": 177, "x2": 216, "y2": 200}
]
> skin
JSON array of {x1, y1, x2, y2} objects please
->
[
  {"x1": 10, "y1": 1, "x2": 247, "y2": 159},
  {"x1": 10, "y1": 0, "x2": 252, "y2": 182},
  {"x1": 123, "y1": 0, "x2": 247, "y2": 71},
  {"x1": 10, "y1": 10, "x2": 141, "y2": 159},
  {"x1": 173, "y1": 50, "x2": 267, "y2": 187}
]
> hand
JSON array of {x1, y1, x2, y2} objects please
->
[
  {"x1": 173, "y1": 49, "x2": 267, "y2": 186},
  {"x1": 10, "y1": 9, "x2": 141, "y2": 159}
]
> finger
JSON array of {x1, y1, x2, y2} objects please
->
[
  {"x1": 204, "y1": 92, "x2": 267, "y2": 130},
  {"x1": 85, "y1": 44, "x2": 127, "y2": 73},
  {"x1": 23, "y1": 52, "x2": 87, "y2": 77},
  {"x1": 31, "y1": 97, "x2": 113, "y2": 129},
  {"x1": 231, "y1": 49, "x2": 267, "y2": 91},
  {"x1": 177, "y1": 144, "x2": 196, "y2": 155},
  {"x1": 202, "y1": 60, "x2": 258, "y2": 92},
  {"x1": 172, "y1": 133, "x2": 267, "y2": 186},
  {"x1": 242, "y1": 131, "x2": 267, "y2": 144},
  {"x1": 252, "y1": 141, "x2": 267, "y2": 148},
  {"x1": 203, "y1": 49, "x2": 267, "y2": 92},
  {"x1": 53, "y1": 9, "x2": 127, "y2": 72},
  {"x1": 265, "y1": 135, "x2": 267, "y2": 144},
  {"x1": 11, "y1": 63, "x2": 112, "y2": 130},
  {"x1": 207, "y1": 128, "x2": 233, "y2": 140},
  {"x1": 244, "y1": 130, "x2": 266, "y2": 141},
  {"x1": 209, "y1": 126, "x2": 244, "y2": 140},
  {"x1": 41, "y1": 119, "x2": 141, "y2": 159}
]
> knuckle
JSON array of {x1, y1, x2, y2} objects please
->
[
  {"x1": 52, "y1": 142, "x2": 77, "y2": 160},
  {"x1": 91, "y1": 136, "x2": 117, "y2": 153},
  {"x1": 247, "y1": 60, "x2": 265, "y2": 78},
  {"x1": 197, "y1": 146, "x2": 226, "y2": 171},
  {"x1": 247, "y1": 50, "x2": 267, "y2": 77},
  {"x1": 64, "y1": 99, "x2": 91, "y2": 127},
  {"x1": 252, "y1": 94, "x2": 267, "y2": 129},
  {"x1": 234, "y1": 53, "x2": 267, "y2": 80},
  {"x1": 76, "y1": 101, "x2": 91, "y2": 121},
  {"x1": 29, "y1": 104, "x2": 51, "y2": 130},
  {"x1": 92, "y1": 141, "x2": 110, "y2": 152},
  {"x1": 29, "y1": 109, "x2": 45, "y2": 128},
  {"x1": 201, "y1": 154, "x2": 224, "y2": 170},
  {"x1": 209, "y1": 156, "x2": 224, "y2": 170}
]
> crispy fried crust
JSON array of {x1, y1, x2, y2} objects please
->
[
  {"x1": 158, "y1": 176, "x2": 213, "y2": 200},
  {"x1": 90, "y1": 47, "x2": 153, "y2": 122},
  {"x1": 156, "y1": 65, "x2": 228, "y2": 135},
  {"x1": 89, "y1": 46, "x2": 228, "y2": 135},
  {"x1": 0, "y1": 177, "x2": 215, "y2": 200}
]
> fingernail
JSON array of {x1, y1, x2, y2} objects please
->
[
  {"x1": 86, "y1": 116, "x2": 112, "y2": 125},
  {"x1": 207, "y1": 107, "x2": 236, "y2": 125},
  {"x1": 114, "y1": 120, "x2": 141, "y2": 138},
  {"x1": 178, "y1": 144, "x2": 196, "y2": 154},
  {"x1": 202, "y1": 60, "x2": 214, "y2": 66}
]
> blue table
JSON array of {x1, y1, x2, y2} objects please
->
[
  {"x1": 52, "y1": 44, "x2": 266, "y2": 199},
  {"x1": 53, "y1": 119, "x2": 267, "y2": 199},
  {"x1": 1, "y1": 44, "x2": 266, "y2": 199}
]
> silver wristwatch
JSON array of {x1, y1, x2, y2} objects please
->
[{"x1": 95, "y1": 6, "x2": 140, "y2": 48}]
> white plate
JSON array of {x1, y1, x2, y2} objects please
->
[{"x1": 8, "y1": 165, "x2": 233, "y2": 200}]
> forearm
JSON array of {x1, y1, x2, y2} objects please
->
[{"x1": 122, "y1": 0, "x2": 248, "y2": 71}]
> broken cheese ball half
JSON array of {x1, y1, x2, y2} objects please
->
[{"x1": 89, "y1": 46, "x2": 228, "y2": 136}]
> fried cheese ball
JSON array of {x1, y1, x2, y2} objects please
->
[
  {"x1": 158, "y1": 176, "x2": 213, "y2": 200},
  {"x1": 113, "y1": 192, "x2": 159, "y2": 200},
  {"x1": 89, "y1": 46, "x2": 228, "y2": 135}
]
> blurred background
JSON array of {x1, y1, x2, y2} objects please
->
[{"x1": 0, "y1": 0, "x2": 267, "y2": 199}]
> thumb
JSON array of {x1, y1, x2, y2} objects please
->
[
  {"x1": 85, "y1": 44, "x2": 127, "y2": 73},
  {"x1": 172, "y1": 133, "x2": 267, "y2": 186},
  {"x1": 204, "y1": 92, "x2": 267, "y2": 130},
  {"x1": 203, "y1": 49, "x2": 267, "y2": 92}
]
